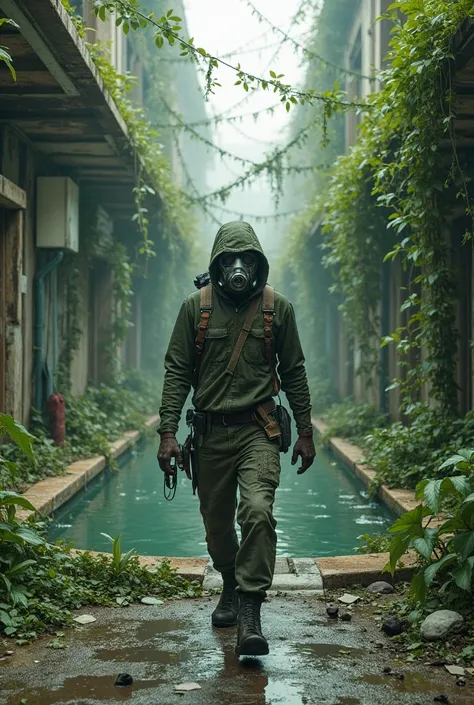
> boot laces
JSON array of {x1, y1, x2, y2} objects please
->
[
  {"x1": 242, "y1": 599, "x2": 261, "y2": 633},
  {"x1": 219, "y1": 583, "x2": 236, "y2": 610}
]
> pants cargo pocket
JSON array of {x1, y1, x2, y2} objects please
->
[{"x1": 256, "y1": 451, "x2": 281, "y2": 489}]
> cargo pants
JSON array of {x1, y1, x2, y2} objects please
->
[{"x1": 196, "y1": 421, "x2": 281, "y2": 598}]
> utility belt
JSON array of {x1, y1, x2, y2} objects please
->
[
  {"x1": 171, "y1": 402, "x2": 292, "y2": 501},
  {"x1": 186, "y1": 400, "x2": 292, "y2": 452}
]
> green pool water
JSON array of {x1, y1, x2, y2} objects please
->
[{"x1": 48, "y1": 423, "x2": 394, "y2": 557}]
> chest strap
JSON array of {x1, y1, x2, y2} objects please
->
[
  {"x1": 225, "y1": 295, "x2": 261, "y2": 377},
  {"x1": 263, "y1": 285, "x2": 280, "y2": 394},
  {"x1": 193, "y1": 284, "x2": 213, "y2": 386}
]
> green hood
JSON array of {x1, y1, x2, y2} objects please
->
[{"x1": 208, "y1": 221, "x2": 269, "y2": 297}]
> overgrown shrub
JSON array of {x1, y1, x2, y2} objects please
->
[
  {"x1": 0, "y1": 418, "x2": 199, "y2": 642},
  {"x1": 321, "y1": 399, "x2": 387, "y2": 446},
  {"x1": 363, "y1": 405, "x2": 474, "y2": 490},
  {"x1": 0, "y1": 371, "x2": 161, "y2": 491},
  {"x1": 385, "y1": 450, "x2": 474, "y2": 611}
]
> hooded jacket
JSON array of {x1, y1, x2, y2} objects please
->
[{"x1": 158, "y1": 221, "x2": 312, "y2": 434}]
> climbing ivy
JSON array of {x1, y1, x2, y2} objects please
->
[
  {"x1": 276, "y1": 0, "x2": 356, "y2": 402},
  {"x1": 286, "y1": 0, "x2": 474, "y2": 420}
]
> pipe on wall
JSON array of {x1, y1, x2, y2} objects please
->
[{"x1": 33, "y1": 250, "x2": 64, "y2": 411}]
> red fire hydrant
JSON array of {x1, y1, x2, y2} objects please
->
[{"x1": 47, "y1": 393, "x2": 66, "y2": 446}]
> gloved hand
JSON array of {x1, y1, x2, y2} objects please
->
[
  {"x1": 157, "y1": 433, "x2": 183, "y2": 475},
  {"x1": 291, "y1": 436, "x2": 316, "y2": 475}
]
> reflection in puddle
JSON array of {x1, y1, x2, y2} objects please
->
[{"x1": 5, "y1": 675, "x2": 163, "y2": 705}]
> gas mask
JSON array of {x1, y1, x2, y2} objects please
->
[{"x1": 218, "y1": 251, "x2": 259, "y2": 295}]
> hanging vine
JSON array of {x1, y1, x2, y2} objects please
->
[{"x1": 290, "y1": 0, "x2": 473, "y2": 418}]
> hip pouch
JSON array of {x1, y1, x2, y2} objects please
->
[
  {"x1": 256, "y1": 403, "x2": 292, "y2": 454},
  {"x1": 273, "y1": 404, "x2": 292, "y2": 454}
]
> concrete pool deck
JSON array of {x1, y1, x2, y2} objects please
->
[{"x1": 19, "y1": 415, "x2": 420, "y2": 590}]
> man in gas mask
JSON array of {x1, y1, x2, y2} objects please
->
[{"x1": 157, "y1": 221, "x2": 315, "y2": 656}]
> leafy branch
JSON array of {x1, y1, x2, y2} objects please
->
[
  {"x1": 0, "y1": 17, "x2": 20, "y2": 79},
  {"x1": 92, "y1": 0, "x2": 371, "y2": 112}
]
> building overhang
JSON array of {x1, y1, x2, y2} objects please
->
[{"x1": 0, "y1": 0, "x2": 159, "y2": 219}]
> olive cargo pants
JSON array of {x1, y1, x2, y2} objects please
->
[{"x1": 196, "y1": 421, "x2": 281, "y2": 597}]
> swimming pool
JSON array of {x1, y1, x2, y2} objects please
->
[{"x1": 48, "y1": 425, "x2": 394, "y2": 557}]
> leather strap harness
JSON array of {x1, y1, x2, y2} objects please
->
[{"x1": 193, "y1": 283, "x2": 280, "y2": 394}]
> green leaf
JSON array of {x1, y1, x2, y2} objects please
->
[
  {"x1": 439, "y1": 453, "x2": 470, "y2": 470},
  {"x1": 422, "y1": 479, "x2": 443, "y2": 513},
  {"x1": 463, "y1": 493, "x2": 474, "y2": 504},
  {"x1": 451, "y1": 556, "x2": 474, "y2": 592},
  {"x1": 387, "y1": 534, "x2": 411, "y2": 574},
  {"x1": 155, "y1": 34, "x2": 164, "y2": 49},
  {"x1": 388, "y1": 504, "x2": 429, "y2": 535},
  {"x1": 411, "y1": 573, "x2": 427, "y2": 604},
  {"x1": 424, "y1": 554, "x2": 456, "y2": 586},
  {"x1": 413, "y1": 527, "x2": 438, "y2": 560},
  {"x1": 446, "y1": 475, "x2": 471, "y2": 499},
  {"x1": 0, "y1": 415, "x2": 35, "y2": 457},
  {"x1": 0, "y1": 492, "x2": 37, "y2": 513},
  {"x1": 197, "y1": 48, "x2": 207, "y2": 57},
  {"x1": 6, "y1": 559, "x2": 36, "y2": 577},
  {"x1": 452, "y1": 531, "x2": 474, "y2": 562},
  {"x1": 14, "y1": 526, "x2": 45, "y2": 545}
]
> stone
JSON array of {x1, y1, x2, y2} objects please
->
[
  {"x1": 73, "y1": 614, "x2": 97, "y2": 625},
  {"x1": 340, "y1": 612, "x2": 352, "y2": 622},
  {"x1": 338, "y1": 593, "x2": 360, "y2": 605},
  {"x1": 433, "y1": 696, "x2": 449, "y2": 703},
  {"x1": 326, "y1": 604, "x2": 339, "y2": 618},
  {"x1": 367, "y1": 581, "x2": 394, "y2": 595},
  {"x1": 420, "y1": 611, "x2": 464, "y2": 642},
  {"x1": 445, "y1": 665, "x2": 465, "y2": 676},
  {"x1": 382, "y1": 617, "x2": 404, "y2": 637},
  {"x1": 174, "y1": 683, "x2": 201, "y2": 692},
  {"x1": 115, "y1": 674, "x2": 133, "y2": 687},
  {"x1": 140, "y1": 597, "x2": 164, "y2": 605}
]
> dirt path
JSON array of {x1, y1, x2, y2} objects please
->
[{"x1": 1, "y1": 595, "x2": 472, "y2": 705}]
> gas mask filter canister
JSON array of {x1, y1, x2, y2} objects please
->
[{"x1": 218, "y1": 252, "x2": 259, "y2": 294}]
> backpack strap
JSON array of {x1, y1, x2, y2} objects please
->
[
  {"x1": 193, "y1": 284, "x2": 213, "y2": 386},
  {"x1": 225, "y1": 295, "x2": 261, "y2": 377},
  {"x1": 263, "y1": 285, "x2": 280, "y2": 394}
]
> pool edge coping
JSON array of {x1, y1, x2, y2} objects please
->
[
  {"x1": 311, "y1": 417, "x2": 419, "y2": 518},
  {"x1": 18, "y1": 415, "x2": 160, "y2": 520},
  {"x1": 18, "y1": 415, "x2": 418, "y2": 591}
]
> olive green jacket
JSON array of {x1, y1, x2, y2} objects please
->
[{"x1": 158, "y1": 221, "x2": 312, "y2": 434}]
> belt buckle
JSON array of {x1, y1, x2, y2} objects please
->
[{"x1": 222, "y1": 414, "x2": 228, "y2": 427}]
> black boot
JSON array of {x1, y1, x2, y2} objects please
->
[
  {"x1": 235, "y1": 593, "x2": 269, "y2": 656},
  {"x1": 211, "y1": 572, "x2": 239, "y2": 628}
]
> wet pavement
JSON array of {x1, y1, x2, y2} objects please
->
[{"x1": 1, "y1": 596, "x2": 473, "y2": 705}]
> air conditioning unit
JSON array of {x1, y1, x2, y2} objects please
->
[{"x1": 36, "y1": 176, "x2": 79, "y2": 253}]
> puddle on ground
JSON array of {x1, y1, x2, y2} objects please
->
[
  {"x1": 264, "y1": 680, "x2": 306, "y2": 704},
  {"x1": 4, "y1": 674, "x2": 164, "y2": 705},
  {"x1": 292, "y1": 643, "x2": 363, "y2": 660},
  {"x1": 362, "y1": 672, "x2": 473, "y2": 701},
  {"x1": 95, "y1": 646, "x2": 182, "y2": 665},
  {"x1": 135, "y1": 619, "x2": 186, "y2": 642}
]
